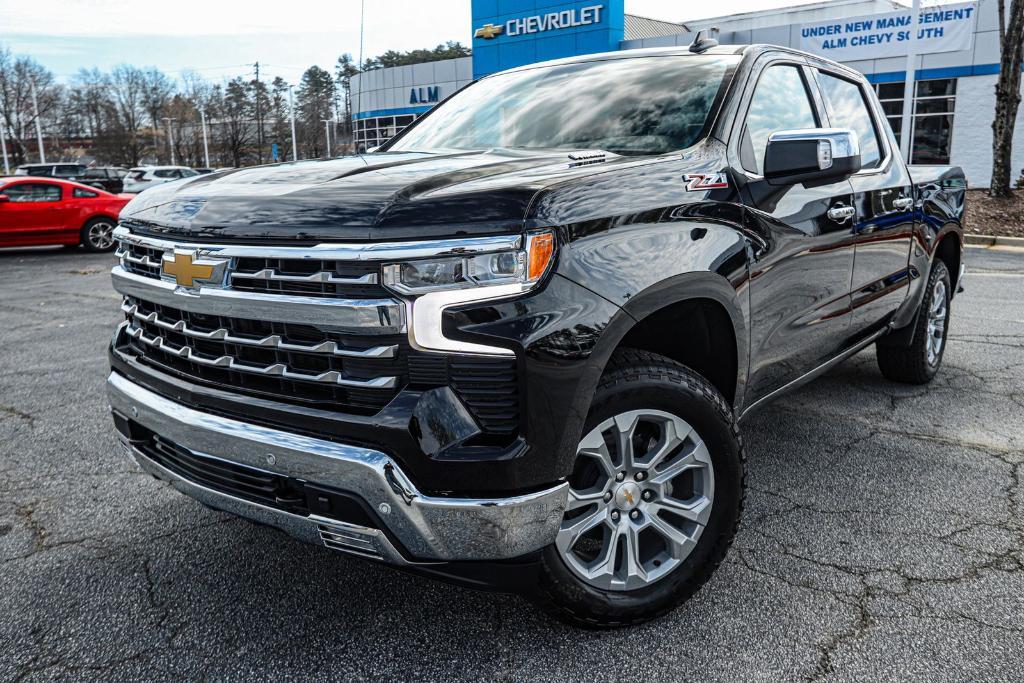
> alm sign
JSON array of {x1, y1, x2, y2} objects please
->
[{"x1": 799, "y1": 2, "x2": 977, "y2": 61}]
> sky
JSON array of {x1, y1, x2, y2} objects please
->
[{"x1": 2, "y1": 0, "x2": 863, "y2": 85}]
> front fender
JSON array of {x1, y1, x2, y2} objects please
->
[{"x1": 555, "y1": 209, "x2": 752, "y2": 409}]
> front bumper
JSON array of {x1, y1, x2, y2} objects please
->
[{"x1": 107, "y1": 372, "x2": 567, "y2": 564}]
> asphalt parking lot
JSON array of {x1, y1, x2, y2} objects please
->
[{"x1": 1, "y1": 245, "x2": 1022, "y2": 681}]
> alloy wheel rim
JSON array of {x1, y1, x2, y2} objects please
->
[
  {"x1": 555, "y1": 409, "x2": 714, "y2": 591},
  {"x1": 926, "y1": 279, "x2": 948, "y2": 366},
  {"x1": 88, "y1": 222, "x2": 115, "y2": 250}
]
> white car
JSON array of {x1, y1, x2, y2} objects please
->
[{"x1": 123, "y1": 166, "x2": 200, "y2": 193}]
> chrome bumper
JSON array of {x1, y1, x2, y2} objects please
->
[{"x1": 107, "y1": 372, "x2": 567, "y2": 564}]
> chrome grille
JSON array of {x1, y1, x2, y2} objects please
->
[
  {"x1": 122, "y1": 300, "x2": 397, "y2": 359},
  {"x1": 116, "y1": 243, "x2": 162, "y2": 278},
  {"x1": 231, "y1": 257, "x2": 387, "y2": 299},
  {"x1": 116, "y1": 241, "x2": 390, "y2": 299},
  {"x1": 112, "y1": 227, "x2": 520, "y2": 434},
  {"x1": 121, "y1": 297, "x2": 406, "y2": 412}
]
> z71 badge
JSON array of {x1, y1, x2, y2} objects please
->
[{"x1": 683, "y1": 173, "x2": 729, "y2": 191}]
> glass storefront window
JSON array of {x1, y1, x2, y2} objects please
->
[
  {"x1": 354, "y1": 113, "x2": 422, "y2": 151},
  {"x1": 874, "y1": 78, "x2": 956, "y2": 164},
  {"x1": 910, "y1": 114, "x2": 954, "y2": 164}
]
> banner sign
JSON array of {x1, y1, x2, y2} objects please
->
[{"x1": 798, "y1": 2, "x2": 977, "y2": 61}]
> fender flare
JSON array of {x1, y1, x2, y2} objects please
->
[{"x1": 580, "y1": 271, "x2": 750, "y2": 414}]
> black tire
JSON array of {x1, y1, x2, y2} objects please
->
[
  {"x1": 876, "y1": 260, "x2": 951, "y2": 384},
  {"x1": 532, "y1": 349, "x2": 745, "y2": 628},
  {"x1": 80, "y1": 217, "x2": 118, "y2": 253}
]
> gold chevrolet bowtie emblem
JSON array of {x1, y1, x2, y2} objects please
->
[
  {"x1": 474, "y1": 23, "x2": 503, "y2": 39},
  {"x1": 162, "y1": 250, "x2": 219, "y2": 287},
  {"x1": 623, "y1": 489, "x2": 635, "y2": 506}
]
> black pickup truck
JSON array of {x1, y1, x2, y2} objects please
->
[{"x1": 106, "y1": 41, "x2": 965, "y2": 627}]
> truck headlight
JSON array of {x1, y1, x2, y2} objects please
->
[
  {"x1": 382, "y1": 231, "x2": 554, "y2": 294},
  {"x1": 382, "y1": 231, "x2": 555, "y2": 355}
]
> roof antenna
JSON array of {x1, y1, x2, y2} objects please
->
[{"x1": 689, "y1": 27, "x2": 719, "y2": 53}]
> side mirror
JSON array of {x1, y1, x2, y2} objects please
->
[
  {"x1": 764, "y1": 128, "x2": 861, "y2": 186},
  {"x1": 0, "y1": 194, "x2": 9, "y2": 203}
]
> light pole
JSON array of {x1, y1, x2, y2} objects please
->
[
  {"x1": 322, "y1": 119, "x2": 333, "y2": 158},
  {"x1": 163, "y1": 117, "x2": 177, "y2": 165},
  {"x1": 28, "y1": 77, "x2": 45, "y2": 164},
  {"x1": 199, "y1": 110, "x2": 210, "y2": 168},
  {"x1": 288, "y1": 85, "x2": 298, "y2": 161}
]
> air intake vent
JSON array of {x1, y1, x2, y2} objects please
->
[{"x1": 317, "y1": 522, "x2": 384, "y2": 559}]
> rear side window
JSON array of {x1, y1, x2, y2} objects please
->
[
  {"x1": 741, "y1": 65, "x2": 819, "y2": 174},
  {"x1": 153, "y1": 169, "x2": 177, "y2": 178},
  {"x1": 4, "y1": 183, "x2": 61, "y2": 202},
  {"x1": 128, "y1": 170, "x2": 147, "y2": 180},
  {"x1": 73, "y1": 188, "x2": 99, "y2": 198},
  {"x1": 84, "y1": 169, "x2": 108, "y2": 179},
  {"x1": 53, "y1": 166, "x2": 82, "y2": 178},
  {"x1": 817, "y1": 72, "x2": 882, "y2": 169}
]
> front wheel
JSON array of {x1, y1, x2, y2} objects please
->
[
  {"x1": 81, "y1": 217, "x2": 117, "y2": 253},
  {"x1": 876, "y1": 260, "x2": 951, "y2": 384},
  {"x1": 533, "y1": 350, "x2": 745, "y2": 627}
]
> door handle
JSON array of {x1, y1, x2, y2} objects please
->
[
  {"x1": 827, "y1": 204, "x2": 856, "y2": 223},
  {"x1": 893, "y1": 197, "x2": 914, "y2": 211}
]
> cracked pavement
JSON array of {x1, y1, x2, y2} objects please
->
[{"x1": 1, "y1": 246, "x2": 1022, "y2": 681}]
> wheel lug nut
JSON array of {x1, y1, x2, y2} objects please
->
[
  {"x1": 642, "y1": 490, "x2": 654, "y2": 501},
  {"x1": 611, "y1": 510, "x2": 620, "y2": 521},
  {"x1": 635, "y1": 471, "x2": 646, "y2": 481},
  {"x1": 630, "y1": 509, "x2": 640, "y2": 520},
  {"x1": 615, "y1": 472, "x2": 625, "y2": 482},
  {"x1": 603, "y1": 492, "x2": 612, "y2": 502}
]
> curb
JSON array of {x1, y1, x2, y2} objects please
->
[{"x1": 965, "y1": 234, "x2": 1024, "y2": 248}]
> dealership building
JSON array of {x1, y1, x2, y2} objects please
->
[{"x1": 350, "y1": 0, "x2": 1022, "y2": 187}]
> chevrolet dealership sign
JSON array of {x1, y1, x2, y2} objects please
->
[
  {"x1": 799, "y1": 2, "x2": 977, "y2": 61},
  {"x1": 475, "y1": 4, "x2": 605, "y2": 40},
  {"x1": 470, "y1": 0, "x2": 624, "y2": 78}
]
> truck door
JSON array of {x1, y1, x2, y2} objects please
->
[
  {"x1": 812, "y1": 68, "x2": 914, "y2": 334},
  {"x1": 730, "y1": 61, "x2": 858, "y2": 403}
]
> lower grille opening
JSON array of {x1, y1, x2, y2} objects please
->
[{"x1": 129, "y1": 425, "x2": 378, "y2": 529}]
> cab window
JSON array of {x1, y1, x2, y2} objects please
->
[
  {"x1": 4, "y1": 183, "x2": 62, "y2": 202},
  {"x1": 816, "y1": 71, "x2": 883, "y2": 169},
  {"x1": 53, "y1": 166, "x2": 81, "y2": 178},
  {"x1": 741, "y1": 65, "x2": 819, "y2": 175}
]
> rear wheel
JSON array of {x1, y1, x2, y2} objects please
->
[
  {"x1": 534, "y1": 350, "x2": 744, "y2": 627},
  {"x1": 876, "y1": 260, "x2": 951, "y2": 384},
  {"x1": 81, "y1": 217, "x2": 117, "y2": 253}
]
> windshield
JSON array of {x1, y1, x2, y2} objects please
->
[{"x1": 387, "y1": 55, "x2": 737, "y2": 156}]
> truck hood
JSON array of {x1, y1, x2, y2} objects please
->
[{"x1": 120, "y1": 149, "x2": 635, "y2": 243}]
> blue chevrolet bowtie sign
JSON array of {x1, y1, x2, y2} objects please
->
[{"x1": 471, "y1": 0, "x2": 625, "y2": 79}]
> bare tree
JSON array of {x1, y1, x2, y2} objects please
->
[
  {"x1": 991, "y1": 0, "x2": 1024, "y2": 196},
  {"x1": 105, "y1": 65, "x2": 148, "y2": 166},
  {"x1": 0, "y1": 47, "x2": 60, "y2": 164},
  {"x1": 220, "y1": 77, "x2": 254, "y2": 167},
  {"x1": 141, "y1": 68, "x2": 173, "y2": 163}
]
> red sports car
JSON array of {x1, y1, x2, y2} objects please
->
[{"x1": 0, "y1": 177, "x2": 132, "y2": 252}]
